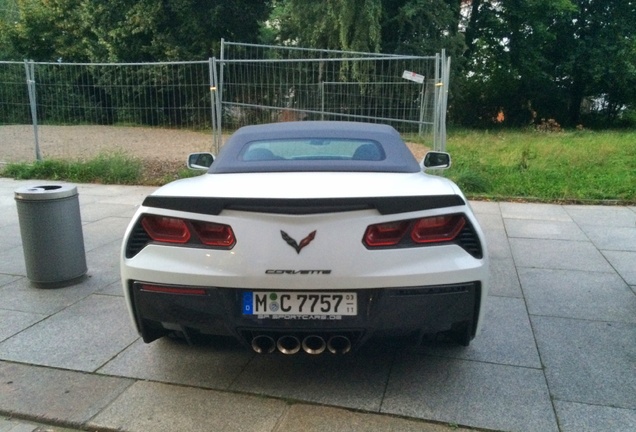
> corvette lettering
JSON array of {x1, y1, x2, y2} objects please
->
[{"x1": 265, "y1": 270, "x2": 331, "y2": 275}]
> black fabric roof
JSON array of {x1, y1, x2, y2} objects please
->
[{"x1": 209, "y1": 121, "x2": 421, "y2": 174}]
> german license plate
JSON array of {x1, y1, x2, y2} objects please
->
[{"x1": 242, "y1": 291, "x2": 357, "y2": 316}]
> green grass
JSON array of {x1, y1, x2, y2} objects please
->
[
  {"x1": 2, "y1": 130, "x2": 634, "y2": 203},
  {"x1": 441, "y1": 129, "x2": 636, "y2": 204},
  {"x1": 1, "y1": 152, "x2": 143, "y2": 185}
]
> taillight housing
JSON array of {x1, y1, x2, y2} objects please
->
[
  {"x1": 141, "y1": 216, "x2": 191, "y2": 243},
  {"x1": 363, "y1": 213, "x2": 480, "y2": 257},
  {"x1": 363, "y1": 220, "x2": 410, "y2": 247},
  {"x1": 140, "y1": 215, "x2": 235, "y2": 249},
  {"x1": 411, "y1": 215, "x2": 465, "y2": 244},
  {"x1": 191, "y1": 221, "x2": 235, "y2": 247}
]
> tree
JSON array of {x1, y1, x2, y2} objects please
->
[
  {"x1": 271, "y1": 0, "x2": 382, "y2": 53},
  {"x1": 1, "y1": 0, "x2": 272, "y2": 62},
  {"x1": 455, "y1": 0, "x2": 578, "y2": 126},
  {"x1": 380, "y1": 0, "x2": 465, "y2": 56},
  {"x1": 551, "y1": 0, "x2": 636, "y2": 126},
  {"x1": 457, "y1": 0, "x2": 636, "y2": 128}
]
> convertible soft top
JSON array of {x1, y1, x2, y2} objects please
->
[{"x1": 209, "y1": 121, "x2": 422, "y2": 174}]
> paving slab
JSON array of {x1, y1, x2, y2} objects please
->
[
  {"x1": 579, "y1": 225, "x2": 636, "y2": 252},
  {"x1": 473, "y1": 211, "x2": 505, "y2": 231},
  {"x1": 230, "y1": 346, "x2": 394, "y2": 412},
  {"x1": 274, "y1": 404, "x2": 475, "y2": 432},
  {"x1": 411, "y1": 296, "x2": 541, "y2": 368},
  {"x1": 468, "y1": 200, "x2": 500, "y2": 215},
  {"x1": 82, "y1": 216, "x2": 130, "y2": 252},
  {"x1": 0, "y1": 270, "x2": 113, "y2": 315},
  {"x1": 564, "y1": 205, "x2": 636, "y2": 227},
  {"x1": 504, "y1": 218, "x2": 588, "y2": 241},
  {"x1": 0, "y1": 222, "x2": 22, "y2": 248},
  {"x1": 0, "y1": 245, "x2": 26, "y2": 276},
  {"x1": 381, "y1": 354, "x2": 558, "y2": 432},
  {"x1": 500, "y1": 202, "x2": 572, "y2": 221},
  {"x1": 519, "y1": 268, "x2": 636, "y2": 322},
  {"x1": 483, "y1": 228, "x2": 513, "y2": 260},
  {"x1": 531, "y1": 315, "x2": 636, "y2": 409},
  {"x1": 0, "y1": 294, "x2": 139, "y2": 372},
  {"x1": 98, "y1": 280, "x2": 124, "y2": 296},
  {"x1": 88, "y1": 380, "x2": 288, "y2": 432},
  {"x1": 554, "y1": 401, "x2": 636, "y2": 432},
  {"x1": 0, "y1": 274, "x2": 20, "y2": 288},
  {"x1": 78, "y1": 200, "x2": 141, "y2": 223},
  {"x1": 602, "y1": 250, "x2": 636, "y2": 285},
  {"x1": 0, "y1": 309, "x2": 46, "y2": 343},
  {"x1": 2, "y1": 179, "x2": 635, "y2": 432},
  {"x1": 98, "y1": 337, "x2": 254, "y2": 390},
  {"x1": 85, "y1": 237, "x2": 122, "y2": 277},
  {"x1": 510, "y1": 238, "x2": 615, "y2": 272},
  {"x1": 0, "y1": 418, "x2": 81, "y2": 432},
  {"x1": 0, "y1": 361, "x2": 132, "y2": 426},
  {"x1": 488, "y1": 256, "x2": 523, "y2": 297}
]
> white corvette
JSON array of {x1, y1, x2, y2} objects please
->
[{"x1": 121, "y1": 121, "x2": 488, "y2": 355}]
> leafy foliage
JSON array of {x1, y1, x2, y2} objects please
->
[{"x1": 1, "y1": 0, "x2": 634, "y2": 128}]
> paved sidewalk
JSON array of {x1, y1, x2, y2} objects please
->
[{"x1": 0, "y1": 178, "x2": 634, "y2": 432}]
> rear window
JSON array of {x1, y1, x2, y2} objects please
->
[{"x1": 239, "y1": 139, "x2": 386, "y2": 162}]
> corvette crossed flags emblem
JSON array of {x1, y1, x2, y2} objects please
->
[{"x1": 280, "y1": 230, "x2": 317, "y2": 254}]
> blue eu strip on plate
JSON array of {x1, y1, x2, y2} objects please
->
[{"x1": 242, "y1": 292, "x2": 253, "y2": 314}]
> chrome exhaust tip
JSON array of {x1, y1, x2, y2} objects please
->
[
  {"x1": 251, "y1": 335, "x2": 276, "y2": 354},
  {"x1": 302, "y1": 335, "x2": 327, "y2": 355},
  {"x1": 327, "y1": 335, "x2": 351, "y2": 354},
  {"x1": 277, "y1": 335, "x2": 301, "y2": 354}
]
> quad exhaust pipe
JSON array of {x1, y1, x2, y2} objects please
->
[
  {"x1": 276, "y1": 335, "x2": 301, "y2": 354},
  {"x1": 327, "y1": 335, "x2": 352, "y2": 355},
  {"x1": 251, "y1": 335, "x2": 276, "y2": 354},
  {"x1": 250, "y1": 334, "x2": 351, "y2": 355},
  {"x1": 302, "y1": 335, "x2": 327, "y2": 355}
]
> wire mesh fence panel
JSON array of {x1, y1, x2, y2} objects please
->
[
  {"x1": 220, "y1": 42, "x2": 446, "y2": 149},
  {"x1": 0, "y1": 61, "x2": 215, "y2": 163},
  {"x1": 0, "y1": 62, "x2": 35, "y2": 162},
  {"x1": 0, "y1": 62, "x2": 31, "y2": 125},
  {"x1": 1, "y1": 42, "x2": 449, "y2": 164}
]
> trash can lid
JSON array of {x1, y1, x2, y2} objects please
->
[{"x1": 14, "y1": 184, "x2": 78, "y2": 201}]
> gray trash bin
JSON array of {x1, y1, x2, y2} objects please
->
[{"x1": 15, "y1": 184, "x2": 87, "y2": 288}]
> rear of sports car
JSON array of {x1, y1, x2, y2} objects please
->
[{"x1": 121, "y1": 170, "x2": 489, "y2": 354}]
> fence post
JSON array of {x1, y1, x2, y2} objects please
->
[
  {"x1": 211, "y1": 58, "x2": 222, "y2": 154},
  {"x1": 24, "y1": 60, "x2": 42, "y2": 161},
  {"x1": 208, "y1": 57, "x2": 218, "y2": 153},
  {"x1": 320, "y1": 82, "x2": 325, "y2": 120}
]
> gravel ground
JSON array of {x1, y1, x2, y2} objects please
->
[{"x1": 0, "y1": 124, "x2": 430, "y2": 184}]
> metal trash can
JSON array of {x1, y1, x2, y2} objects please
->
[{"x1": 15, "y1": 184, "x2": 87, "y2": 288}]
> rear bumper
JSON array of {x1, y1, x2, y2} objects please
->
[{"x1": 129, "y1": 281, "x2": 482, "y2": 350}]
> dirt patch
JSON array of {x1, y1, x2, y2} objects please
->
[{"x1": 1, "y1": 125, "x2": 431, "y2": 184}]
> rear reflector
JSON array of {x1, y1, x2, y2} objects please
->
[{"x1": 139, "y1": 284, "x2": 206, "y2": 296}]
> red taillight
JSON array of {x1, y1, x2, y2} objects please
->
[
  {"x1": 411, "y1": 215, "x2": 466, "y2": 243},
  {"x1": 141, "y1": 215, "x2": 191, "y2": 243},
  {"x1": 363, "y1": 220, "x2": 410, "y2": 247},
  {"x1": 191, "y1": 221, "x2": 235, "y2": 247},
  {"x1": 140, "y1": 215, "x2": 235, "y2": 248},
  {"x1": 363, "y1": 214, "x2": 466, "y2": 248}
]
